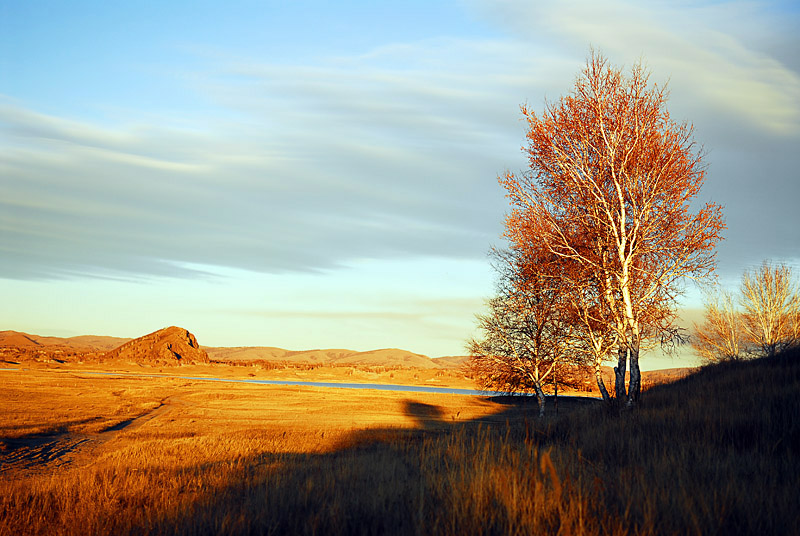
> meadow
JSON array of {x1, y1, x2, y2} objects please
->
[{"x1": 1, "y1": 350, "x2": 798, "y2": 535}]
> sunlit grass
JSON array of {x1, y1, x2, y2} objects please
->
[{"x1": 1, "y1": 349, "x2": 798, "y2": 534}]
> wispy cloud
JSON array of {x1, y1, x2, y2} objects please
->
[
  {"x1": 467, "y1": 0, "x2": 800, "y2": 276},
  {"x1": 2, "y1": 2, "x2": 799, "y2": 283},
  {"x1": 2, "y1": 43, "x2": 523, "y2": 280},
  {"x1": 474, "y1": 0, "x2": 800, "y2": 135}
]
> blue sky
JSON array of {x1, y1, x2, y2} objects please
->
[{"x1": 1, "y1": 1, "x2": 798, "y2": 368}]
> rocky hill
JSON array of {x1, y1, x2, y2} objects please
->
[{"x1": 104, "y1": 326, "x2": 209, "y2": 366}]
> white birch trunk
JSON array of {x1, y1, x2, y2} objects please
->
[
  {"x1": 534, "y1": 383, "x2": 546, "y2": 418},
  {"x1": 614, "y1": 345, "x2": 627, "y2": 403},
  {"x1": 594, "y1": 355, "x2": 611, "y2": 402}
]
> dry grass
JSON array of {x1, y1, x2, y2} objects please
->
[
  {"x1": 0, "y1": 371, "x2": 173, "y2": 438},
  {"x1": 1, "y1": 349, "x2": 798, "y2": 535},
  {"x1": 5, "y1": 357, "x2": 607, "y2": 394}
]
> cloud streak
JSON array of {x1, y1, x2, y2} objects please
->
[
  {"x1": 477, "y1": 0, "x2": 800, "y2": 135},
  {"x1": 2, "y1": 2, "x2": 799, "y2": 284},
  {"x1": 2, "y1": 39, "x2": 544, "y2": 280}
]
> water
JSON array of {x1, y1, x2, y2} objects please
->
[
  {"x1": 1, "y1": 368, "x2": 598, "y2": 399},
  {"x1": 77, "y1": 371, "x2": 508, "y2": 396}
]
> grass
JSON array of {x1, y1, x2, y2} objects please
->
[{"x1": 1, "y1": 349, "x2": 798, "y2": 535}]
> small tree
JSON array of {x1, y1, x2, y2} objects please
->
[
  {"x1": 692, "y1": 288, "x2": 745, "y2": 362},
  {"x1": 740, "y1": 262, "x2": 800, "y2": 357},
  {"x1": 468, "y1": 250, "x2": 573, "y2": 417}
]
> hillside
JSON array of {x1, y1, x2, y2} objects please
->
[
  {"x1": 0, "y1": 330, "x2": 463, "y2": 370},
  {"x1": 206, "y1": 346, "x2": 452, "y2": 369},
  {"x1": 542, "y1": 347, "x2": 800, "y2": 534},
  {"x1": 0, "y1": 331, "x2": 41, "y2": 348},
  {"x1": 105, "y1": 326, "x2": 209, "y2": 366},
  {"x1": 432, "y1": 355, "x2": 469, "y2": 368},
  {"x1": 65, "y1": 335, "x2": 132, "y2": 351},
  {"x1": 0, "y1": 329, "x2": 695, "y2": 382},
  {"x1": 0, "y1": 330, "x2": 130, "y2": 351}
]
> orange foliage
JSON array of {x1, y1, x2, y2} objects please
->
[{"x1": 500, "y1": 51, "x2": 725, "y2": 404}]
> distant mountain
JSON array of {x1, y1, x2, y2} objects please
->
[
  {"x1": 0, "y1": 328, "x2": 206, "y2": 366},
  {"x1": 105, "y1": 326, "x2": 209, "y2": 365},
  {"x1": 0, "y1": 331, "x2": 42, "y2": 348},
  {"x1": 0, "y1": 329, "x2": 698, "y2": 378},
  {"x1": 0, "y1": 329, "x2": 454, "y2": 369},
  {"x1": 433, "y1": 355, "x2": 470, "y2": 368},
  {"x1": 205, "y1": 346, "x2": 458, "y2": 369},
  {"x1": 0, "y1": 330, "x2": 130, "y2": 351},
  {"x1": 331, "y1": 348, "x2": 441, "y2": 369},
  {"x1": 65, "y1": 335, "x2": 132, "y2": 351}
]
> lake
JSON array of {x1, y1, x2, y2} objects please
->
[{"x1": 2, "y1": 368, "x2": 600, "y2": 399}]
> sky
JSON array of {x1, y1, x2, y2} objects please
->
[{"x1": 1, "y1": 1, "x2": 798, "y2": 368}]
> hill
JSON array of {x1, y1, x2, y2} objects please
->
[
  {"x1": 206, "y1": 346, "x2": 452, "y2": 369},
  {"x1": 0, "y1": 330, "x2": 130, "y2": 352},
  {"x1": 432, "y1": 355, "x2": 469, "y2": 368},
  {"x1": 0, "y1": 330, "x2": 465, "y2": 370},
  {"x1": 0, "y1": 331, "x2": 42, "y2": 348},
  {"x1": 65, "y1": 335, "x2": 132, "y2": 351},
  {"x1": 0, "y1": 329, "x2": 695, "y2": 381},
  {"x1": 105, "y1": 326, "x2": 209, "y2": 366}
]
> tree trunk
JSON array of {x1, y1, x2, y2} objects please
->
[
  {"x1": 594, "y1": 356, "x2": 611, "y2": 402},
  {"x1": 534, "y1": 384, "x2": 546, "y2": 418},
  {"x1": 614, "y1": 345, "x2": 627, "y2": 403},
  {"x1": 554, "y1": 371, "x2": 558, "y2": 415},
  {"x1": 627, "y1": 341, "x2": 641, "y2": 407}
]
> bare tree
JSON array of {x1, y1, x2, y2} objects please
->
[
  {"x1": 500, "y1": 51, "x2": 725, "y2": 406},
  {"x1": 740, "y1": 262, "x2": 800, "y2": 357},
  {"x1": 692, "y1": 288, "x2": 745, "y2": 362},
  {"x1": 468, "y1": 250, "x2": 574, "y2": 417}
]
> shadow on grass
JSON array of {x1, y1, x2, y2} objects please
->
[
  {"x1": 154, "y1": 351, "x2": 800, "y2": 534},
  {"x1": 5, "y1": 349, "x2": 800, "y2": 535},
  {"x1": 123, "y1": 395, "x2": 604, "y2": 535}
]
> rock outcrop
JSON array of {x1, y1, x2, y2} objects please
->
[{"x1": 105, "y1": 326, "x2": 209, "y2": 366}]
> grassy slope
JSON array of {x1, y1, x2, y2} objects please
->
[
  {"x1": 544, "y1": 347, "x2": 800, "y2": 535},
  {"x1": 1, "y1": 349, "x2": 798, "y2": 535}
]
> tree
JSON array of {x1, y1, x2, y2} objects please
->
[
  {"x1": 500, "y1": 51, "x2": 725, "y2": 406},
  {"x1": 468, "y1": 249, "x2": 575, "y2": 417},
  {"x1": 692, "y1": 288, "x2": 745, "y2": 362},
  {"x1": 519, "y1": 245, "x2": 618, "y2": 401},
  {"x1": 740, "y1": 262, "x2": 800, "y2": 357}
]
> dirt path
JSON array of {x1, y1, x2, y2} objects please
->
[{"x1": 0, "y1": 397, "x2": 180, "y2": 478}]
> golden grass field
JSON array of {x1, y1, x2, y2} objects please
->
[
  {"x1": 0, "y1": 363, "x2": 546, "y2": 534},
  {"x1": 0, "y1": 365, "x2": 521, "y2": 477},
  {"x1": 2, "y1": 352, "x2": 797, "y2": 535}
]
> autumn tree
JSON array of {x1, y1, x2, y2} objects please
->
[
  {"x1": 740, "y1": 262, "x2": 800, "y2": 357},
  {"x1": 514, "y1": 243, "x2": 618, "y2": 401},
  {"x1": 500, "y1": 51, "x2": 725, "y2": 406},
  {"x1": 559, "y1": 261, "x2": 619, "y2": 402},
  {"x1": 468, "y1": 249, "x2": 576, "y2": 417},
  {"x1": 692, "y1": 288, "x2": 745, "y2": 362}
]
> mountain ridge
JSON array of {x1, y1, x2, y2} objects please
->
[
  {"x1": 0, "y1": 330, "x2": 131, "y2": 351},
  {"x1": 0, "y1": 329, "x2": 468, "y2": 369},
  {"x1": 204, "y1": 345, "x2": 464, "y2": 369}
]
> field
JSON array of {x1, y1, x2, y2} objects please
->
[{"x1": 1, "y1": 350, "x2": 798, "y2": 535}]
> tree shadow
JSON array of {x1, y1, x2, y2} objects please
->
[
  {"x1": 403, "y1": 401, "x2": 446, "y2": 430},
  {"x1": 1, "y1": 393, "x2": 599, "y2": 534},
  {"x1": 110, "y1": 393, "x2": 601, "y2": 535}
]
